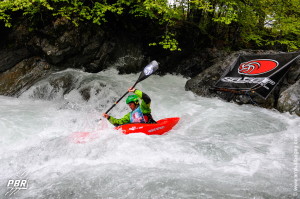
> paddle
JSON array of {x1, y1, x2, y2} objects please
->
[
  {"x1": 70, "y1": 60, "x2": 159, "y2": 143},
  {"x1": 105, "y1": 60, "x2": 159, "y2": 114}
]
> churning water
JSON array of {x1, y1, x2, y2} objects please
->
[{"x1": 0, "y1": 68, "x2": 299, "y2": 199}]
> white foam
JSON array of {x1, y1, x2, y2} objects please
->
[{"x1": 0, "y1": 68, "x2": 299, "y2": 198}]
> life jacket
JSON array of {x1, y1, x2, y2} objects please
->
[{"x1": 130, "y1": 106, "x2": 148, "y2": 123}]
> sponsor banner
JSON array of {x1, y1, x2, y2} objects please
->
[{"x1": 214, "y1": 52, "x2": 300, "y2": 99}]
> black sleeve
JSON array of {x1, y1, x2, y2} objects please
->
[{"x1": 142, "y1": 92, "x2": 151, "y2": 104}]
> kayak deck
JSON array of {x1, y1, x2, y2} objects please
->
[{"x1": 115, "y1": 117, "x2": 180, "y2": 135}]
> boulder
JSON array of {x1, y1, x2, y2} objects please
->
[
  {"x1": 277, "y1": 79, "x2": 300, "y2": 116},
  {"x1": 185, "y1": 51, "x2": 242, "y2": 97},
  {"x1": 0, "y1": 48, "x2": 31, "y2": 72},
  {"x1": 172, "y1": 49, "x2": 230, "y2": 77},
  {"x1": 25, "y1": 19, "x2": 147, "y2": 74},
  {"x1": 0, "y1": 57, "x2": 51, "y2": 96}
]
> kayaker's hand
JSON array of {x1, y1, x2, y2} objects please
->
[
  {"x1": 128, "y1": 87, "x2": 136, "y2": 92},
  {"x1": 102, "y1": 113, "x2": 110, "y2": 119}
]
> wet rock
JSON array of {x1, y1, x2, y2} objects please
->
[
  {"x1": 85, "y1": 41, "x2": 116, "y2": 73},
  {"x1": 108, "y1": 36, "x2": 146, "y2": 74},
  {"x1": 233, "y1": 93, "x2": 277, "y2": 109},
  {"x1": 29, "y1": 29, "x2": 80, "y2": 65},
  {"x1": 27, "y1": 20, "x2": 104, "y2": 70},
  {"x1": 25, "y1": 19, "x2": 147, "y2": 73},
  {"x1": 114, "y1": 55, "x2": 145, "y2": 74},
  {"x1": 173, "y1": 48, "x2": 229, "y2": 77},
  {"x1": 285, "y1": 58, "x2": 300, "y2": 84},
  {"x1": 0, "y1": 57, "x2": 51, "y2": 96},
  {"x1": 79, "y1": 87, "x2": 91, "y2": 101},
  {"x1": 49, "y1": 73, "x2": 75, "y2": 95},
  {"x1": 0, "y1": 16, "x2": 156, "y2": 78},
  {"x1": 0, "y1": 48, "x2": 31, "y2": 72},
  {"x1": 277, "y1": 79, "x2": 300, "y2": 116},
  {"x1": 28, "y1": 72, "x2": 77, "y2": 100},
  {"x1": 185, "y1": 51, "x2": 242, "y2": 97},
  {"x1": 79, "y1": 86, "x2": 102, "y2": 101}
]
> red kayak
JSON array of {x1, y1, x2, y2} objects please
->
[
  {"x1": 115, "y1": 117, "x2": 180, "y2": 135},
  {"x1": 70, "y1": 117, "x2": 180, "y2": 143}
]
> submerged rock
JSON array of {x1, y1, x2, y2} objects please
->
[{"x1": 25, "y1": 72, "x2": 77, "y2": 100}]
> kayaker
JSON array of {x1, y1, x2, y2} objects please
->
[{"x1": 102, "y1": 88, "x2": 156, "y2": 126}]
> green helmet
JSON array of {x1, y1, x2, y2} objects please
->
[{"x1": 126, "y1": 95, "x2": 139, "y2": 104}]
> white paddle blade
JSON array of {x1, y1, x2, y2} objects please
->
[
  {"x1": 144, "y1": 60, "x2": 159, "y2": 76},
  {"x1": 138, "y1": 60, "x2": 159, "y2": 82}
]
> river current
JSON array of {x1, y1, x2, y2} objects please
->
[{"x1": 0, "y1": 68, "x2": 299, "y2": 198}]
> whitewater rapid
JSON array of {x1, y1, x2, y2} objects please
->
[{"x1": 0, "y1": 68, "x2": 299, "y2": 199}]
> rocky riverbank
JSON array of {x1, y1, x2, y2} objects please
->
[{"x1": 0, "y1": 19, "x2": 299, "y2": 116}]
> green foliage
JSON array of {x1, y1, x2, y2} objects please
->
[
  {"x1": 0, "y1": 0, "x2": 129, "y2": 27},
  {"x1": 212, "y1": 1, "x2": 238, "y2": 25},
  {"x1": 130, "y1": 0, "x2": 182, "y2": 50},
  {"x1": 219, "y1": 0, "x2": 300, "y2": 51},
  {"x1": 149, "y1": 32, "x2": 181, "y2": 51},
  {"x1": 0, "y1": 0, "x2": 299, "y2": 51},
  {"x1": 0, "y1": 0, "x2": 53, "y2": 27},
  {"x1": 0, "y1": 0, "x2": 183, "y2": 51}
]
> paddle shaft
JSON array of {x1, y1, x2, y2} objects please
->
[
  {"x1": 104, "y1": 60, "x2": 159, "y2": 115},
  {"x1": 105, "y1": 81, "x2": 139, "y2": 114}
]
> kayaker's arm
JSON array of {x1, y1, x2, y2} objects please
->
[
  {"x1": 134, "y1": 89, "x2": 151, "y2": 104},
  {"x1": 107, "y1": 113, "x2": 130, "y2": 126}
]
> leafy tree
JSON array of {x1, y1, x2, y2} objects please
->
[{"x1": 0, "y1": 0, "x2": 299, "y2": 51}]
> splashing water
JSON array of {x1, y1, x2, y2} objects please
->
[{"x1": 0, "y1": 68, "x2": 299, "y2": 198}]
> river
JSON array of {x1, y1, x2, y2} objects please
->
[{"x1": 0, "y1": 68, "x2": 299, "y2": 198}]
